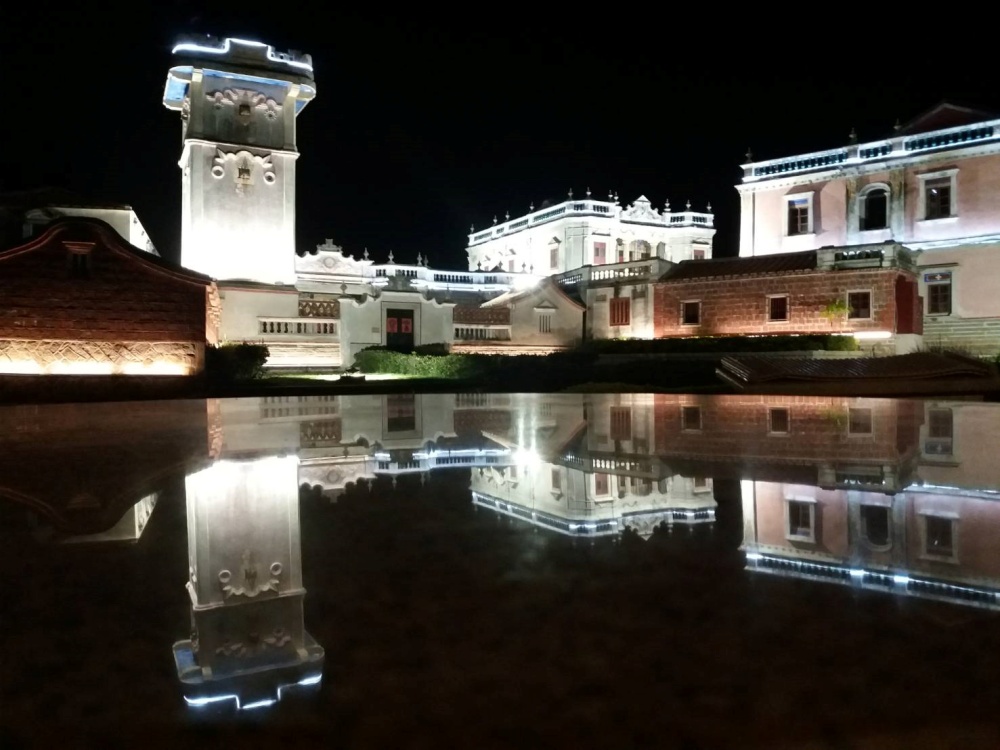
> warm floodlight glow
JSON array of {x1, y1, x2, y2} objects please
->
[
  {"x1": 511, "y1": 274, "x2": 542, "y2": 291},
  {"x1": 171, "y1": 38, "x2": 314, "y2": 73},
  {"x1": 0, "y1": 360, "x2": 44, "y2": 374},
  {"x1": 852, "y1": 330, "x2": 892, "y2": 340},
  {"x1": 120, "y1": 361, "x2": 190, "y2": 375},
  {"x1": 0, "y1": 357, "x2": 191, "y2": 376},
  {"x1": 48, "y1": 361, "x2": 115, "y2": 375}
]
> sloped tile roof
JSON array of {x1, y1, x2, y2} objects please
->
[{"x1": 660, "y1": 251, "x2": 817, "y2": 282}]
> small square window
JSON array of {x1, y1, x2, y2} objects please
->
[
  {"x1": 681, "y1": 300, "x2": 701, "y2": 326},
  {"x1": 847, "y1": 291, "x2": 871, "y2": 320},
  {"x1": 550, "y1": 246, "x2": 559, "y2": 270},
  {"x1": 693, "y1": 248, "x2": 705, "y2": 260},
  {"x1": 768, "y1": 295, "x2": 789, "y2": 322},
  {"x1": 925, "y1": 177, "x2": 952, "y2": 220},
  {"x1": 769, "y1": 407, "x2": 790, "y2": 434},
  {"x1": 682, "y1": 406, "x2": 701, "y2": 431},
  {"x1": 848, "y1": 408, "x2": 873, "y2": 435}
]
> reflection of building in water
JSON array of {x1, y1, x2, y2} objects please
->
[
  {"x1": 471, "y1": 394, "x2": 717, "y2": 538},
  {"x1": 742, "y1": 401, "x2": 1000, "y2": 610},
  {"x1": 174, "y1": 455, "x2": 323, "y2": 710}
]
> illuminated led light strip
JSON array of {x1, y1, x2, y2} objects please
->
[
  {"x1": 184, "y1": 673, "x2": 323, "y2": 711},
  {"x1": 744, "y1": 552, "x2": 1000, "y2": 607},
  {"x1": 172, "y1": 38, "x2": 314, "y2": 72}
]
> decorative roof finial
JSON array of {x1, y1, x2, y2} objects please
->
[
  {"x1": 744, "y1": 147, "x2": 753, "y2": 163},
  {"x1": 613, "y1": 191, "x2": 619, "y2": 203},
  {"x1": 521, "y1": 262, "x2": 527, "y2": 272},
  {"x1": 608, "y1": 190, "x2": 613, "y2": 200},
  {"x1": 387, "y1": 250, "x2": 394, "y2": 264},
  {"x1": 492, "y1": 215, "x2": 497, "y2": 225},
  {"x1": 894, "y1": 118, "x2": 902, "y2": 133},
  {"x1": 363, "y1": 247, "x2": 369, "y2": 260},
  {"x1": 416, "y1": 252, "x2": 422, "y2": 265},
  {"x1": 586, "y1": 187, "x2": 591, "y2": 198},
  {"x1": 707, "y1": 201, "x2": 712, "y2": 213},
  {"x1": 424, "y1": 255, "x2": 430, "y2": 267},
  {"x1": 470, "y1": 224, "x2": 474, "y2": 233},
  {"x1": 477, "y1": 260, "x2": 482, "y2": 271},
  {"x1": 505, "y1": 210, "x2": 510, "y2": 221},
  {"x1": 686, "y1": 199, "x2": 691, "y2": 211},
  {"x1": 665, "y1": 198, "x2": 671, "y2": 211},
  {"x1": 568, "y1": 188, "x2": 573, "y2": 199},
  {"x1": 849, "y1": 127, "x2": 858, "y2": 144},
  {"x1": 529, "y1": 201, "x2": 534, "y2": 211}
]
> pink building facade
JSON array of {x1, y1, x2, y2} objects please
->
[{"x1": 738, "y1": 104, "x2": 1000, "y2": 354}]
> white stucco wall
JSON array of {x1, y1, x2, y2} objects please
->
[{"x1": 218, "y1": 285, "x2": 298, "y2": 342}]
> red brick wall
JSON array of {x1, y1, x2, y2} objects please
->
[
  {"x1": 652, "y1": 394, "x2": 922, "y2": 467},
  {"x1": 0, "y1": 222, "x2": 210, "y2": 343},
  {"x1": 653, "y1": 269, "x2": 913, "y2": 338}
]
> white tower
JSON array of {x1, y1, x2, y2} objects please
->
[{"x1": 163, "y1": 36, "x2": 316, "y2": 285}]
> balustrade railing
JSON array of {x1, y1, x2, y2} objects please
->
[
  {"x1": 259, "y1": 317, "x2": 339, "y2": 337},
  {"x1": 744, "y1": 120, "x2": 1000, "y2": 182},
  {"x1": 453, "y1": 326, "x2": 512, "y2": 341}
]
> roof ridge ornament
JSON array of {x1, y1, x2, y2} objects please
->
[{"x1": 744, "y1": 147, "x2": 754, "y2": 163}]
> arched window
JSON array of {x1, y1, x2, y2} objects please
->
[
  {"x1": 860, "y1": 504, "x2": 891, "y2": 550},
  {"x1": 628, "y1": 240, "x2": 651, "y2": 260},
  {"x1": 859, "y1": 185, "x2": 890, "y2": 231}
]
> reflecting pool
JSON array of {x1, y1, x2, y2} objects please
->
[{"x1": 4, "y1": 394, "x2": 1000, "y2": 747}]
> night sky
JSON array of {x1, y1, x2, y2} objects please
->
[{"x1": 6, "y1": 6, "x2": 1000, "y2": 268}]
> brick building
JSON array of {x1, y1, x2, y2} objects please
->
[
  {"x1": 0, "y1": 219, "x2": 218, "y2": 375},
  {"x1": 652, "y1": 243, "x2": 923, "y2": 353}
]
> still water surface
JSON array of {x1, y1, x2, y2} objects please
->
[{"x1": 3, "y1": 393, "x2": 1000, "y2": 747}]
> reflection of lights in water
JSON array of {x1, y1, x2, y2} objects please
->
[{"x1": 184, "y1": 674, "x2": 324, "y2": 711}]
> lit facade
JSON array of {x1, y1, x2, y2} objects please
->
[
  {"x1": 738, "y1": 103, "x2": 1000, "y2": 354},
  {"x1": 466, "y1": 194, "x2": 714, "y2": 275}
]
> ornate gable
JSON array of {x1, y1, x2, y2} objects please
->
[
  {"x1": 620, "y1": 195, "x2": 664, "y2": 225},
  {"x1": 295, "y1": 239, "x2": 372, "y2": 277}
]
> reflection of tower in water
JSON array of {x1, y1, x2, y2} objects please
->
[{"x1": 174, "y1": 456, "x2": 323, "y2": 710}]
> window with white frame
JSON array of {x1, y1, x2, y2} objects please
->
[
  {"x1": 681, "y1": 300, "x2": 701, "y2": 326},
  {"x1": 918, "y1": 169, "x2": 958, "y2": 221},
  {"x1": 786, "y1": 498, "x2": 816, "y2": 542},
  {"x1": 767, "y1": 294, "x2": 789, "y2": 322},
  {"x1": 925, "y1": 407, "x2": 953, "y2": 456},
  {"x1": 859, "y1": 185, "x2": 889, "y2": 231},
  {"x1": 847, "y1": 291, "x2": 872, "y2": 320},
  {"x1": 785, "y1": 193, "x2": 814, "y2": 236},
  {"x1": 924, "y1": 270, "x2": 952, "y2": 315}
]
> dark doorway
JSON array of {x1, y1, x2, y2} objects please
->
[{"x1": 386, "y1": 308, "x2": 414, "y2": 351}]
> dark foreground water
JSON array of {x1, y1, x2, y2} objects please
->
[{"x1": 3, "y1": 393, "x2": 1000, "y2": 748}]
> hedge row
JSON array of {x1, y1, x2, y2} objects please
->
[
  {"x1": 205, "y1": 343, "x2": 270, "y2": 381},
  {"x1": 581, "y1": 334, "x2": 859, "y2": 354}
]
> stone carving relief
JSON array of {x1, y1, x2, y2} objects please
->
[
  {"x1": 0, "y1": 340, "x2": 199, "y2": 374},
  {"x1": 218, "y1": 550, "x2": 283, "y2": 599},
  {"x1": 620, "y1": 195, "x2": 664, "y2": 225},
  {"x1": 206, "y1": 88, "x2": 282, "y2": 121},
  {"x1": 211, "y1": 148, "x2": 276, "y2": 190},
  {"x1": 215, "y1": 627, "x2": 293, "y2": 659}
]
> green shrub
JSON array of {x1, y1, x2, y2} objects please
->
[
  {"x1": 413, "y1": 342, "x2": 451, "y2": 356},
  {"x1": 206, "y1": 342, "x2": 270, "y2": 381},
  {"x1": 354, "y1": 347, "x2": 484, "y2": 379}
]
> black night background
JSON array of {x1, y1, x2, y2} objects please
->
[{"x1": 4, "y1": 5, "x2": 999, "y2": 267}]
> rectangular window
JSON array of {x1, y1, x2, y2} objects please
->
[
  {"x1": 550, "y1": 246, "x2": 559, "y2": 270},
  {"x1": 682, "y1": 405, "x2": 701, "y2": 431},
  {"x1": 609, "y1": 297, "x2": 631, "y2": 326},
  {"x1": 681, "y1": 300, "x2": 701, "y2": 326},
  {"x1": 539, "y1": 315, "x2": 552, "y2": 333},
  {"x1": 768, "y1": 295, "x2": 789, "y2": 322},
  {"x1": 594, "y1": 473, "x2": 610, "y2": 496},
  {"x1": 848, "y1": 407, "x2": 873, "y2": 435},
  {"x1": 787, "y1": 198, "x2": 810, "y2": 235},
  {"x1": 787, "y1": 500, "x2": 815, "y2": 541},
  {"x1": 508, "y1": 259, "x2": 515, "y2": 272},
  {"x1": 925, "y1": 407, "x2": 953, "y2": 456},
  {"x1": 847, "y1": 291, "x2": 872, "y2": 319},
  {"x1": 692, "y1": 248, "x2": 705, "y2": 260},
  {"x1": 551, "y1": 468, "x2": 561, "y2": 491},
  {"x1": 924, "y1": 271, "x2": 953, "y2": 315},
  {"x1": 923, "y1": 515, "x2": 955, "y2": 558},
  {"x1": 925, "y1": 177, "x2": 953, "y2": 220},
  {"x1": 594, "y1": 242, "x2": 607, "y2": 265},
  {"x1": 769, "y1": 407, "x2": 790, "y2": 434},
  {"x1": 610, "y1": 406, "x2": 632, "y2": 441}
]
